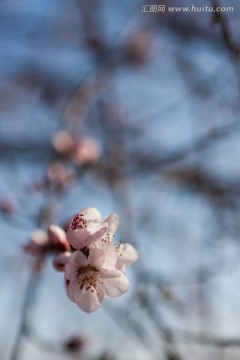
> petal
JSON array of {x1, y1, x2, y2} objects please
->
[
  {"x1": 116, "y1": 243, "x2": 138, "y2": 270},
  {"x1": 93, "y1": 241, "x2": 117, "y2": 270},
  {"x1": 85, "y1": 221, "x2": 108, "y2": 240},
  {"x1": 65, "y1": 263, "x2": 78, "y2": 281},
  {"x1": 77, "y1": 287, "x2": 103, "y2": 313},
  {"x1": 67, "y1": 223, "x2": 107, "y2": 249},
  {"x1": 88, "y1": 248, "x2": 105, "y2": 269},
  {"x1": 65, "y1": 251, "x2": 88, "y2": 280},
  {"x1": 69, "y1": 250, "x2": 88, "y2": 266},
  {"x1": 99, "y1": 269, "x2": 129, "y2": 298},
  {"x1": 79, "y1": 208, "x2": 102, "y2": 222},
  {"x1": 67, "y1": 276, "x2": 77, "y2": 302},
  {"x1": 104, "y1": 213, "x2": 119, "y2": 239},
  {"x1": 67, "y1": 228, "x2": 89, "y2": 249},
  {"x1": 69, "y1": 278, "x2": 104, "y2": 313}
]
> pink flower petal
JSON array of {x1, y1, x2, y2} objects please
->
[
  {"x1": 83, "y1": 222, "x2": 108, "y2": 246},
  {"x1": 67, "y1": 223, "x2": 107, "y2": 249},
  {"x1": 104, "y1": 213, "x2": 119, "y2": 239},
  {"x1": 68, "y1": 278, "x2": 104, "y2": 313},
  {"x1": 65, "y1": 263, "x2": 79, "y2": 281},
  {"x1": 88, "y1": 248, "x2": 105, "y2": 269},
  {"x1": 100, "y1": 269, "x2": 129, "y2": 298},
  {"x1": 66, "y1": 276, "x2": 76, "y2": 301},
  {"x1": 69, "y1": 250, "x2": 88, "y2": 266},
  {"x1": 93, "y1": 241, "x2": 117, "y2": 270},
  {"x1": 67, "y1": 229, "x2": 89, "y2": 249},
  {"x1": 116, "y1": 243, "x2": 138, "y2": 270},
  {"x1": 78, "y1": 208, "x2": 102, "y2": 222},
  {"x1": 65, "y1": 251, "x2": 88, "y2": 280}
]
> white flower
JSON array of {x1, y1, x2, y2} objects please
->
[
  {"x1": 65, "y1": 248, "x2": 129, "y2": 313},
  {"x1": 67, "y1": 208, "x2": 108, "y2": 249},
  {"x1": 115, "y1": 242, "x2": 138, "y2": 271}
]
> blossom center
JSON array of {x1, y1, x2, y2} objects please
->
[{"x1": 77, "y1": 265, "x2": 101, "y2": 293}]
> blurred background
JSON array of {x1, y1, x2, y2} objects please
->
[{"x1": 1, "y1": 0, "x2": 240, "y2": 359}]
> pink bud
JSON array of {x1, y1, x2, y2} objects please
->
[
  {"x1": 52, "y1": 252, "x2": 71, "y2": 271},
  {"x1": 73, "y1": 137, "x2": 101, "y2": 166},
  {"x1": 48, "y1": 225, "x2": 70, "y2": 251},
  {"x1": 52, "y1": 131, "x2": 74, "y2": 155}
]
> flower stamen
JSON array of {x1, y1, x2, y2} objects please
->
[
  {"x1": 77, "y1": 265, "x2": 100, "y2": 292},
  {"x1": 70, "y1": 214, "x2": 88, "y2": 230}
]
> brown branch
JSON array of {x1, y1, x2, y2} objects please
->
[
  {"x1": 131, "y1": 119, "x2": 240, "y2": 171},
  {"x1": 174, "y1": 330, "x2": 240, "y2": 348},
  {"x1": 211, "y1": 0, "x2": 240, "y2": 57}
]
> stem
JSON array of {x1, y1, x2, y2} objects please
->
[
  {"x1": 211, "y1": 0, "x2": 240, "y2": 57},
  {"x1": 10, "y1": 263, "x2": 41, "y2": 360}
]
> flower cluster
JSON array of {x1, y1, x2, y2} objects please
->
[
  {"x1": 60, "y1": 208, "x2": 138, "y2": 313},
  {"x1": 24, "y1": 208, "x2": 138, "y2": 313}
]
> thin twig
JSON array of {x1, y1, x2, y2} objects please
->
[
  {"x1": 10, "y1": 265, "x2": 41, "y2": 360},
  {"x1": 211, "y1": 0, "x2": 240, "y2": 57}
]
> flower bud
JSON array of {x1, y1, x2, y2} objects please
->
[
  {"x1": 52, "y1": 131, "x2": 74, "y2": 155},
  {"x1": 48, "y1": 225, "x2": 70, "y2": 251},
  {"x1": 73, "y1": 137, "x2": 101, "y2": 166},
  {"x1": 52, "y1": 252, "x2": 71, "y2": 271}
]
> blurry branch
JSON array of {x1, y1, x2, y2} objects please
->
[
  {"x1": 60, "y1": 72, "x2": 112, "y2": 133},
  {"x1": 24, "y1": 327, "x2": 64, "y2": 353},
  {"x1": 10, "y1": 203, "x2": 52, "y2": 360},
  {"x1": 139, "y1": 260, "x2": 231, "y2": 289},
  {"x1": 10, "y1": 156, "x2": 71, "y2": 359},
  {"x1": 211, "y1": 0, "x2": 240, "y2": 58},
  {"x1": 137, "y1": 288, "x2": 183, "y2": 360},
  {"x1": 0, "y1": 140, "x2": 53, "y2": 157},
  {"x1": 77, "y1": 0, "x2": 107, "y2": 58},
  {"x1": 173, "y1": 330, "x2": 240, "y2": 348},
  {"x1": 10, "y1": 266, "x2": 41, "y2": 360},
  {"x1": 162, "y1": 166, "x2": 240, "y2": 202},
  {"x1": 98, "y1": 98, "x2": 159, "y2": 359},
  {"x1": 24, "y1": 325, "x2": 85, "y2": 355},
  {"x1": 137, "y1": 284, "x2": 240, "y2": 351},
  {"x1": 133, "y1": 55, "x2": 229, "y2": 125},
  {"x1": 132, "y1": 119, "x2": 240, "y2": 170},
  {"x1": 98, "y1": 94, "x2": 187, "y2": 360},
  {"x1": 98, "y1": 97, "x2": 184, "y2": 360},
  {"x1": 104, "y1": 304, "x2": 153, "y2": 355}
]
